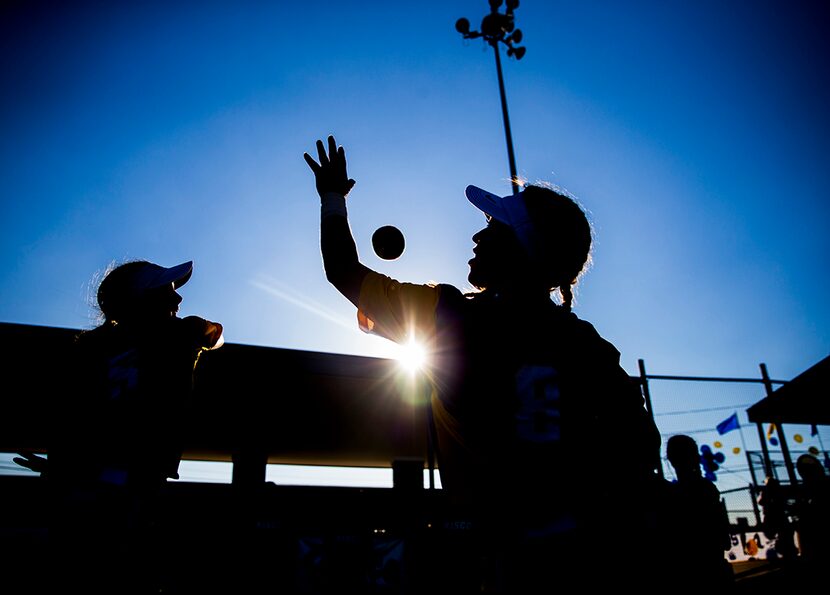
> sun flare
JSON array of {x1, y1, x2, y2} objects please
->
[{"x1": 395, "y1": 339, "x2": 427, "y2": 373}]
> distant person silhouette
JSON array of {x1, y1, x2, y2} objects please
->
[
  {"x1": 304, "y1": 135, "x2": 662, "y2": 591},
  {"x1": 46, "y1": 259, "x2": 224, "y2": 594},
  {"x1": 665, "y1": 434, "x2": 734, "y2": 590},
  {"x1": 756, "y1": 475, "x2": 797, "y2": 560},
  {"x1": 794, "y1": 453, "x2": 830, "y2": 568}
]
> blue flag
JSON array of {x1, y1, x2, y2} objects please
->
[{"x1": 716, "y1": 412, "x2": 740, "y2": 435}]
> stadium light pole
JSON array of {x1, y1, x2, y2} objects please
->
[{"x1": 456, "y1": 0, "x2": 526, "y2": 195}]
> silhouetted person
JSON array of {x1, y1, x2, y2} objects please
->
[
  {"x1": 46, "y1": 260, "x2": 224, "y2": 594},
  {"x1": 304, "y1": 135, "x2": 662, "y2": 592},
  {"x1": 794, "y1": 453, "x2": 830, "y2": 569},
  {"x1": 756, "y1": 475, "x2": 797, "y2": 560},
  {"x1": 665, "y1": 434, "x2": 734, "y2": 590}
]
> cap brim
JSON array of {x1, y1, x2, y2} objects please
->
[
  {"x1": 167, "y1": 261, "x2": 194, "y2": 289},
  {"x1": 465, "y1": 185, "x2": 512, "y2": 225},
  {"x1": 465, "y1": 185, "x2": 538, "y2": 261},
  {"x1": 138, "y1": 261, "x2": 193, "y2": 291}
]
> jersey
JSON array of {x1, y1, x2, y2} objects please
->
[
  {"x1": 357, "y1": 271, "x2": 661, "y2": 533},
  {"x1": 50, "y1": 315, "x2": 223, "y2": 490},
  {"x1": 668, "y1": 476, "x2": 734, "y2": 587}
]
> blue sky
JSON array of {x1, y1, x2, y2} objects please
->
[{"x1": 2, "y1": 1, "x2": 829, "y2": 486}]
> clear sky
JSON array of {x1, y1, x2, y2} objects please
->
[{"x1": 1, "y1": 1, "x2": 828, "y2": 489}]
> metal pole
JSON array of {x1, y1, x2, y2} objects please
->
[
  {"x1": 492, "y1": 40, "x2": 519, "y2": 194},
  {"x1": 423, "y1": 374, "x2": 437, "y2": 490},
  {"x1": 749, "y1": 482, "x2": 762, "y2": 526},
  {"x1": 755, "y1": 421, "x2": 773, "y2": 479},
  {"x1": 638, "y1": 358, "x2": 663, "y2": 478},
  {"x1": 427, "y1": 402, "x2": 436, "y2": 490},
  {"x1": 745, "y1": 448, "x2": 760, "y2": 488},
  {"x1": 736, "y1": 420, "x2": 750, "y2": 462},
  {"x1": 760, "y1": 363, "x2": 797, "y2": 484}
]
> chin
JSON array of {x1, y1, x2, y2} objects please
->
[{"x1": 467, "y1": 272, "x2": 485, "y2": 291}]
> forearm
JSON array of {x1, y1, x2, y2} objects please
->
[{"x1": 320, "y1": 192, "x2": 369, "y2": 306}]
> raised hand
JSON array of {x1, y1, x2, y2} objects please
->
[
  {"x1": 13, "y1": 451, "x2": 48, "y2": 475},
  {"x1": 303, "y1": 135, "x2": 356, "y2": 198}
]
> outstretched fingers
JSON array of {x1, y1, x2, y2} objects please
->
[
  {"x1": 303, "y1": 151, "x2": 321, "y2": 174},
  {"x1": 317, "y1": 139, "x2": 329, "y2": 166},
  {"x1": 305, "y1": 135, "x2": 355, "y2": 196},
  {"x1": 304, "y1": 136, "x2": 337, "y2": 173},
  {"x1": 335, "y1": 142, "x2": 355, "y2": 189}
]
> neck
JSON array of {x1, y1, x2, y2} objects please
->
[
  {"x1": 483, "y1": 285, "x2": 552, "y2": 304},
  {"x1": 677, "y1": 469, "x2": 702, "y2": 482}
]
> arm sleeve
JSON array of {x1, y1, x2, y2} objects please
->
[
  {"x1": 320, "y1": 193, "x2": 372, "y2": 306},
  {"x1": 182, "y1": 316, "x2": 225, "y2": 350},
  {"x1": 357, "y1": 270, "x2": 442, "y2": 345}
]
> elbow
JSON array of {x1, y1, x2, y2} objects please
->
[
  {"x1": 324, "y1": 266, "x2": 346, "y2": 289},
  {"x1": 324, "y1": 264, "x2": 357, "y2": 294},
  {"x1": 323, "y1": 261, "x2": 365, "y2": 305}
]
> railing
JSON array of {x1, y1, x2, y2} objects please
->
[
  {"x1": 0, "y1": 321, "x2": 430, "y2": 487},
  {"x1": 4, "y1": 321, "x2": 829, "y2": 587}
]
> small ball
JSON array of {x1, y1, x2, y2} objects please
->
[{"x1": 372, "y1": 225, "x2": 405, "y2": 260}]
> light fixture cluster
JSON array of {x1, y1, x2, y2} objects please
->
[{"x1": 456, "y1": 0, "x2": 526, "y2": 60}]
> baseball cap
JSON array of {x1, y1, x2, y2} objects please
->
[
  {"x1": 127, "y1": 261, "x2": 194, "y2": 294},
  {"x1": 97, "y1": 260, "x2": 195, "y2": 320},
  {"x1": 465, "y1": 185, "x2": 539, "y2": 260}
]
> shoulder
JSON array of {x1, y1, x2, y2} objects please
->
[
  {"x1": 435, "y1": 283, "x2": 465, "y2": 307},
  {"x1": 361, "y1": 270, "x2": 447, "y2": 299},
  {"x1": 552, "y1": 312, "x2": 631, "y2": 389},
  {"x1": 177, "y1": 316, "x2": 224, "y2": 349},
  {"x1": 435, "y1": 286, "x2": 505, "y2": 325},
  {"x1": 565, "y1": 313, "x2": 622, "y2": 361},
  {"x1": 72, "y1": 324, "x2": 118, "y2": 354},
  {"x1": 75, "y1": 323, "x2": 109, "y2": 342},
  {"x1": 686, "y1": 477, "x2": 722, "y2": 501}
]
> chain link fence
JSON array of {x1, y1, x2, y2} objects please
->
[{"x1": 639, "y1": 362, "x2": 830, "y2": 562}]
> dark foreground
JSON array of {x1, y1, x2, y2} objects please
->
[{"x1": 2, "y1": 476, "x2": 824, "y2": 594}]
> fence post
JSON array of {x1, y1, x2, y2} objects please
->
[
  {"x1": 638, "y1": 359, "x2": 663, "y2": 479},
  {"x1": 749, "y1": 483, "x2": 762, "y2": 526},
  {"x1": 755, "y1": 420, "x2": 774, "y2": 479},
  {"x1": 745, "y1": 449, "x2": 761, "y2": 487},
  {"x1": 232, "y1": 445, "x2": 267, "y2": 487},
  {"x1": 760, "y1": 363, "x2": 797, "y2": 484}
]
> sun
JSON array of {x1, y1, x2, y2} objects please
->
[{"x1": 395, "y1": 339, "x2": 427, "y2": 374}]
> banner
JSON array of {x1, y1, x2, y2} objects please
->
[{"x1": 716, "y1": 412, "x2": 739, "y2": 435}]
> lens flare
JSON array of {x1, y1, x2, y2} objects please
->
[{"x1": 395, "y1": 339, "x2": 427, "y2": 373}]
